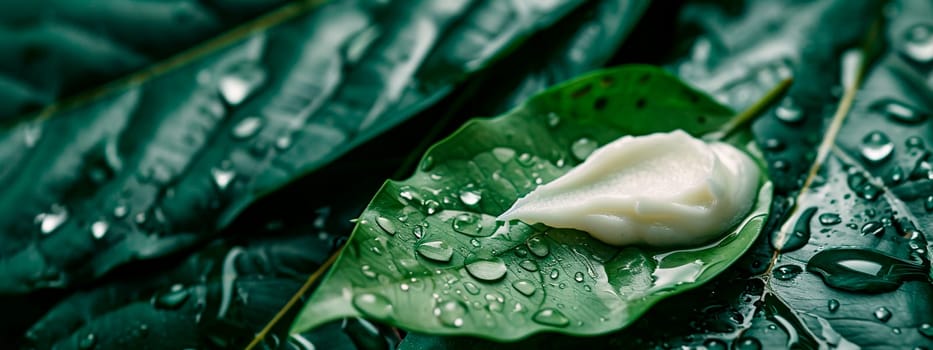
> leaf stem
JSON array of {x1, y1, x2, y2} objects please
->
[
  {"x1": 244, "y1": 248, "x2": 340, "y2": 350},
  {"x1": 704, "y1": 77, "x2": 793, "y2": 142}
]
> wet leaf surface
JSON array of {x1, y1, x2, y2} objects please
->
[{"x1": 293, "y1": 65, "x2": 771, "y2": 340}]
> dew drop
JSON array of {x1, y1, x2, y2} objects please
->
[
  {"x1": 925, "y1": 196, "x2": 933, "y2": 212},
  {"x1": 903, "y1": 23, "x2": 933, "y2": 63},
  {"x1": 547, "y1": 113, "x2": 560, "y2": 127},
  {"x1": 90, "y1": 220, "x2": 109, "y2": 240},
  {"x1": 773, "y1": 264, "x2": 803, "y2": 281},
  {"x1": 532, "y1": 308, "x2": 570, "y2": 327},
  {"x1": 818, "y1": 213, "x2": 842, "y2": 226},
  {"x1": 416, "y1": 241, "x2": 453, "y2": 262},
  {"x1": 516, "y1": 153, "x2": 535, "y2": 167},
  {"x1": 807, "y1": 248, "x2": 928, "y2": 293},
  {"x1": 772, "y1": 207, "x2": 816, "y2": 252},
  {"x1": 733, "y1": 337, "x2": 762, "y2": 350},
  {"x1": 549, "y1": 269, "x2": 559, "y2": 280},
  {"x1": 275, "y1": 136, "x2": 292, "y2": 150},
  {"x1": 353, "y1": 293, "x2": 393, "y2": 319},
  {"x1": 519, "y1": 260, "x2": 538, "y2": 272},
  {"x1": 907, "y1": 136, "x2": 924, "y2": 149},
  {"x1": 919, "y1": 323, "x2": 933, "y2": 339},
  {"x1": 573, "y1": 272, "x2": 584, "y2": 283},
  {"x1": 433, "y1": 300, "x2": 467, "y2": 328},
  {"x1": 113, "y1": 205, "x2": 128, "y2": 219},
  {"x1": 762, "y1": 138, "x2": 784, "y2": 151},
  {"x1": 871, "y1": 99, "x2": 927, "y2": 124},
  {"x1": 360, "y1": 265, "x2": 377, "y2": 279},
  {"x1": 526, "y1": 236, "x2": 550, "y2": 257},
  {"x1": 463, "y1": 282, "x2": 480, "y2": 295},
  {"x1": 774, "y1": 98, "x2": 803, "y2": 123},
  {"x1": 861, "y1": 221, "x2": 884, "y2": 236},
  {"x1": 464, "y1": 256, "x2": 507, "y2": 282},
  {"x1": 375, "y1": 216, "x2": 396, "y2": 235},
  {"x1": 703, "y1": 339, "x2": 728, "y2": 350},
  {"x1": 412, "y1": 226, "x2": 424, "y2": 239},
  {"x1": 828, "y1": 299, "x2": 840, "y2": 313},
  {"x1": 232, "y1": 117, "x2": 263, "y2": 139},
  {"x1": 211, "y1": 168, "x2": 236, "y2": 191},
  {"x1": 218, "y1": 62, "x2": 266, "y2": 106},
  {"x1": 873, "y1": 306, "x2": 892, "y2": 322},
  {"x1": 860, "y1": 131, "x2": 894, "y2": 164},
  {"x1": 459, "y1": 189, "x2": 481, "y2": 206},
  {"x1": 153, "y1": 284, "x2": 190, "y2": 310},
  {"x1": 424, "y1": 200, "x2": 440, "y2": 215},
  {"x1": 452, "y1": 213, "x2": 482, "y2": 236},
  {"x1": 78, "y1": 333, "x2": 97, "y2": 350},
  {"x1": 492, "y1": 147, "x2": 516, "y2": 163},
  {"x1": 35, "y1": 204, "x2": 68, "y2": 235},
  {"x1": 512, "y1": 279, "x2": 536, "y2": 296},
  {"x1": 570, "y1": 138, "x2": 598, "y2": 160}
]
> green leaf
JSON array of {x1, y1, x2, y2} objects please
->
[
  {"x1": 0, "y1": 0, "x2": 588, "y2": 295},
  {"x1": 292, "y1": 65, "x2": 772, "y2": 340}
]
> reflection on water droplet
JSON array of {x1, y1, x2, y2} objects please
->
[
  {"x1": 874, "y1": 306, "x2": 892, "y2": 322},
  {"x1": 113, "y1": 205, "x2": 128, "y2": 219},
  {"x1": 517, "y1": 153, "x2": 535, "y2": 167},
  {"x1": 434, "y1": 300, "x2": 467, "y2": 328},
  {"x1": 703, "y1": 339, "x2": 727, "y2": 350},
  {"x1": 416, "y1": 241, "x2": 453, "y2": 262},
  {"x1": 78, "y1": 333, "x2": 97, "y2": 350},
  {"x1": 36, "y1": 204, "x2": 68, "y2": 235},
  {"x1": 376, "y1": 216, "x2": 396, "y2": 235},
  {"x1": 463, "y1": 282, "x2": 480, "y2": 295},
  {"x1": 807, "y1": 248, "x2": 928, "y2": 293},
  {"x1": 763, "y1": 138, "x2": 784, "y2": 151},
  {"x1": 218, "y1": 62, "x2": 266, "y2": 106},
  {"x1": 512, "y1": 279, "x2": 536, "y2": 296},
  {"x1": 903, "y1": 23, "x2": 933, "y2": 63},
  {"x1": 452, "y1": 213, "x2": 482, "y2": 236},
  {"x1": 733, "y1": 337, "x2": 762, "y2": 350},
  {"x1": 464, "y1": 256, "x2": 507, "y2": 282},
  {"x1": 90, "y1": 220, "x2": 109, "y2": 240},
  {"x1": 360, "y1": 265, "x2": 377, "y2": 279},
  {"x1": 773, "y1": 264, "x2": 803, "y2": 281},
  {"x1": 571, "y1": 138, "x2": 598, "y2": 160},
  {"x1": 412, "y1": 226, "x2": 424, "y2": 239},
  {"x1": 828, "y1": 299, "x2": 840, "y2": 313},
  {"x1": 275, "y1": 136, "x2": 292, "y2": 150},
  {"x1": 775, "y1": 98, "x2": 803, "y2": 123},
  {"x1": 526, "y1": 236, "x2": 550, "y2": 257},
  {"x1": 549, "y1": 269, "x2": 559, "y2": 280},
  {"x1": 818, "y1": 213, "x2": 841, "y2": 226},
  {"x1": 532, "y1": 308, "x2": 570, "y2": 327},
  {"x1": 573, "y1": 272, "x2": 584, "y2": 283},
  {"x1": 907, "y1": 136, "x2": 924, "y2": 149},
  {"x1": 232, "y1": 117, "x2": 263, "y2": 139},
  {"x1": 861, "y1": 221, "x2": 884, "y2": 236},
  {"x1": 424, "y1": 200, "x2": 440, "y2": 215},
  {"x1": 846, "y1": 171, "x2": 883, "y2": 201},
  {"x1": 871, "y1": 99, "x2": 927, "y2": 124},
  {"x1": 547, "y1": 113, "x2": 560, "y2": 127},
  {"x1": 860, "y1": 131, "x2": 894, "y2": 164},
  {"x1": 772, "y1": 207, "x2": 816, "y2": 252},
  {"x1": 459, "y1": 189, "x2": 481, "y2": 206},
  {"x1": 154, "y1": 284, "x2": 190, "y2": 310},
  {"x1": 519, "y1": 260, "x2": 538, "y2": 272},
  {"x1": 353, "y1": 293, "x2": 393, "y2": 319},
  {"x1": 919, "y1": 323, "x2": 933, "y2": 338},
  {"x1": 211, "y1": 168, "x2": 236, "y2": 191},
  {"x1": 492, "y1": 147, "x2": 516, "y2": 163}
]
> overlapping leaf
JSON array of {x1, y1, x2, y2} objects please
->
[{"x1": 0, "y1": 0, "x2": 588, "y2": 295}]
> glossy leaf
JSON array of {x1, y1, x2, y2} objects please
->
[
  {"x1": 0, "y1": 0, "x2": 587, "y2": 295},
  {"x1": 292, "y1": 65, "x2": 772, "y2": 340}
]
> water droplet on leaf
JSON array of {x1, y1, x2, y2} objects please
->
[
  {"x1": 433, "y1": 300, "x2": 467, "y2": 328},
  {"x1": 464, "y1": 256, "x2": 507, "y2": 282},
  {"x1": 416, "y1": 241, "x2": 453, "y2": 263},
  {"x1": 532, "y1": 308, "x2": 570, "y2": 327},
  {"x1": 512, "y1": 280, "x2": 536, "y2": 296},
  {"x1": 571, "y1": 138, "x2": 598, "y2": 160},
  {"x1": 903, "y1": 24, "x2": 933, "y2": 63},
  {"x1": 352, "y1": 293, "x2": 393, "y2": 319},
  {"x1": 35, "y1": 204, "x2": 68, "y2": 234},
  {"x1": 860, "y1": 131, "x2": 894, "y2": 164},
  {"x1": 526, "y1": 236, "x2": 550, "y2": 257},
  {"x1": 828, "y1": 299, "x2": 840, "y2": 313},
  {"x1": 459, "y1": 189, "x2": 481, "y2": 206},
  {"x1": 375, "y1": 216, "x2": 396, "y2": 235},
  {"x1": 818, "y1": 213, "x2": 842, "y2": 226},
  {"x1": 772, "y1": 207, "x2": 816, "y2": 252},
  {"x1": 775, "y1": 98, "x2": 803, "y2": 123},
  {"x1": 218, "y1": 62, "x2": 266, "y2": 106},
  {"x1": 774, "y1": 264, "x2": 803, "y2": 280},
  {"x1": 874, "y1": 306, "x2": 892, "y2": 322},
  {"x1": 90, "y1": 220, "x2": 109, "y2": 240},
  {"x1": 211, "y1": 167, "x2": 236, "y2": 191}
]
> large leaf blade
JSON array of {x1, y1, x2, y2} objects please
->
[{"x1": 293, "y1": 65, "x2": 771, "y2": 340}]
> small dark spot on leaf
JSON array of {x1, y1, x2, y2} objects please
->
[
  {"x1": 571, "y1": 84, "x2": 592, "y2": 99},
  {"x1": 638, "y1": 74, "x2": 650, "y2": 84},
  {"x1": 594, "y1": 97, "x2": 608, "y2": 110},
  {"x1": 697, "y1": 115, "x2": 707, "y2": 123},
  {"x1": 636, "y1": 98, "x2": 646, "y2": 109}
]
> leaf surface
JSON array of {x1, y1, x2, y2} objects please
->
[{"x1": 293, "y1": 65, "x2": 772, "y2": 340}]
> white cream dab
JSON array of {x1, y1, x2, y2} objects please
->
[{"x1": 498, "y1": 130, "x2": 759, "y2": 247}]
